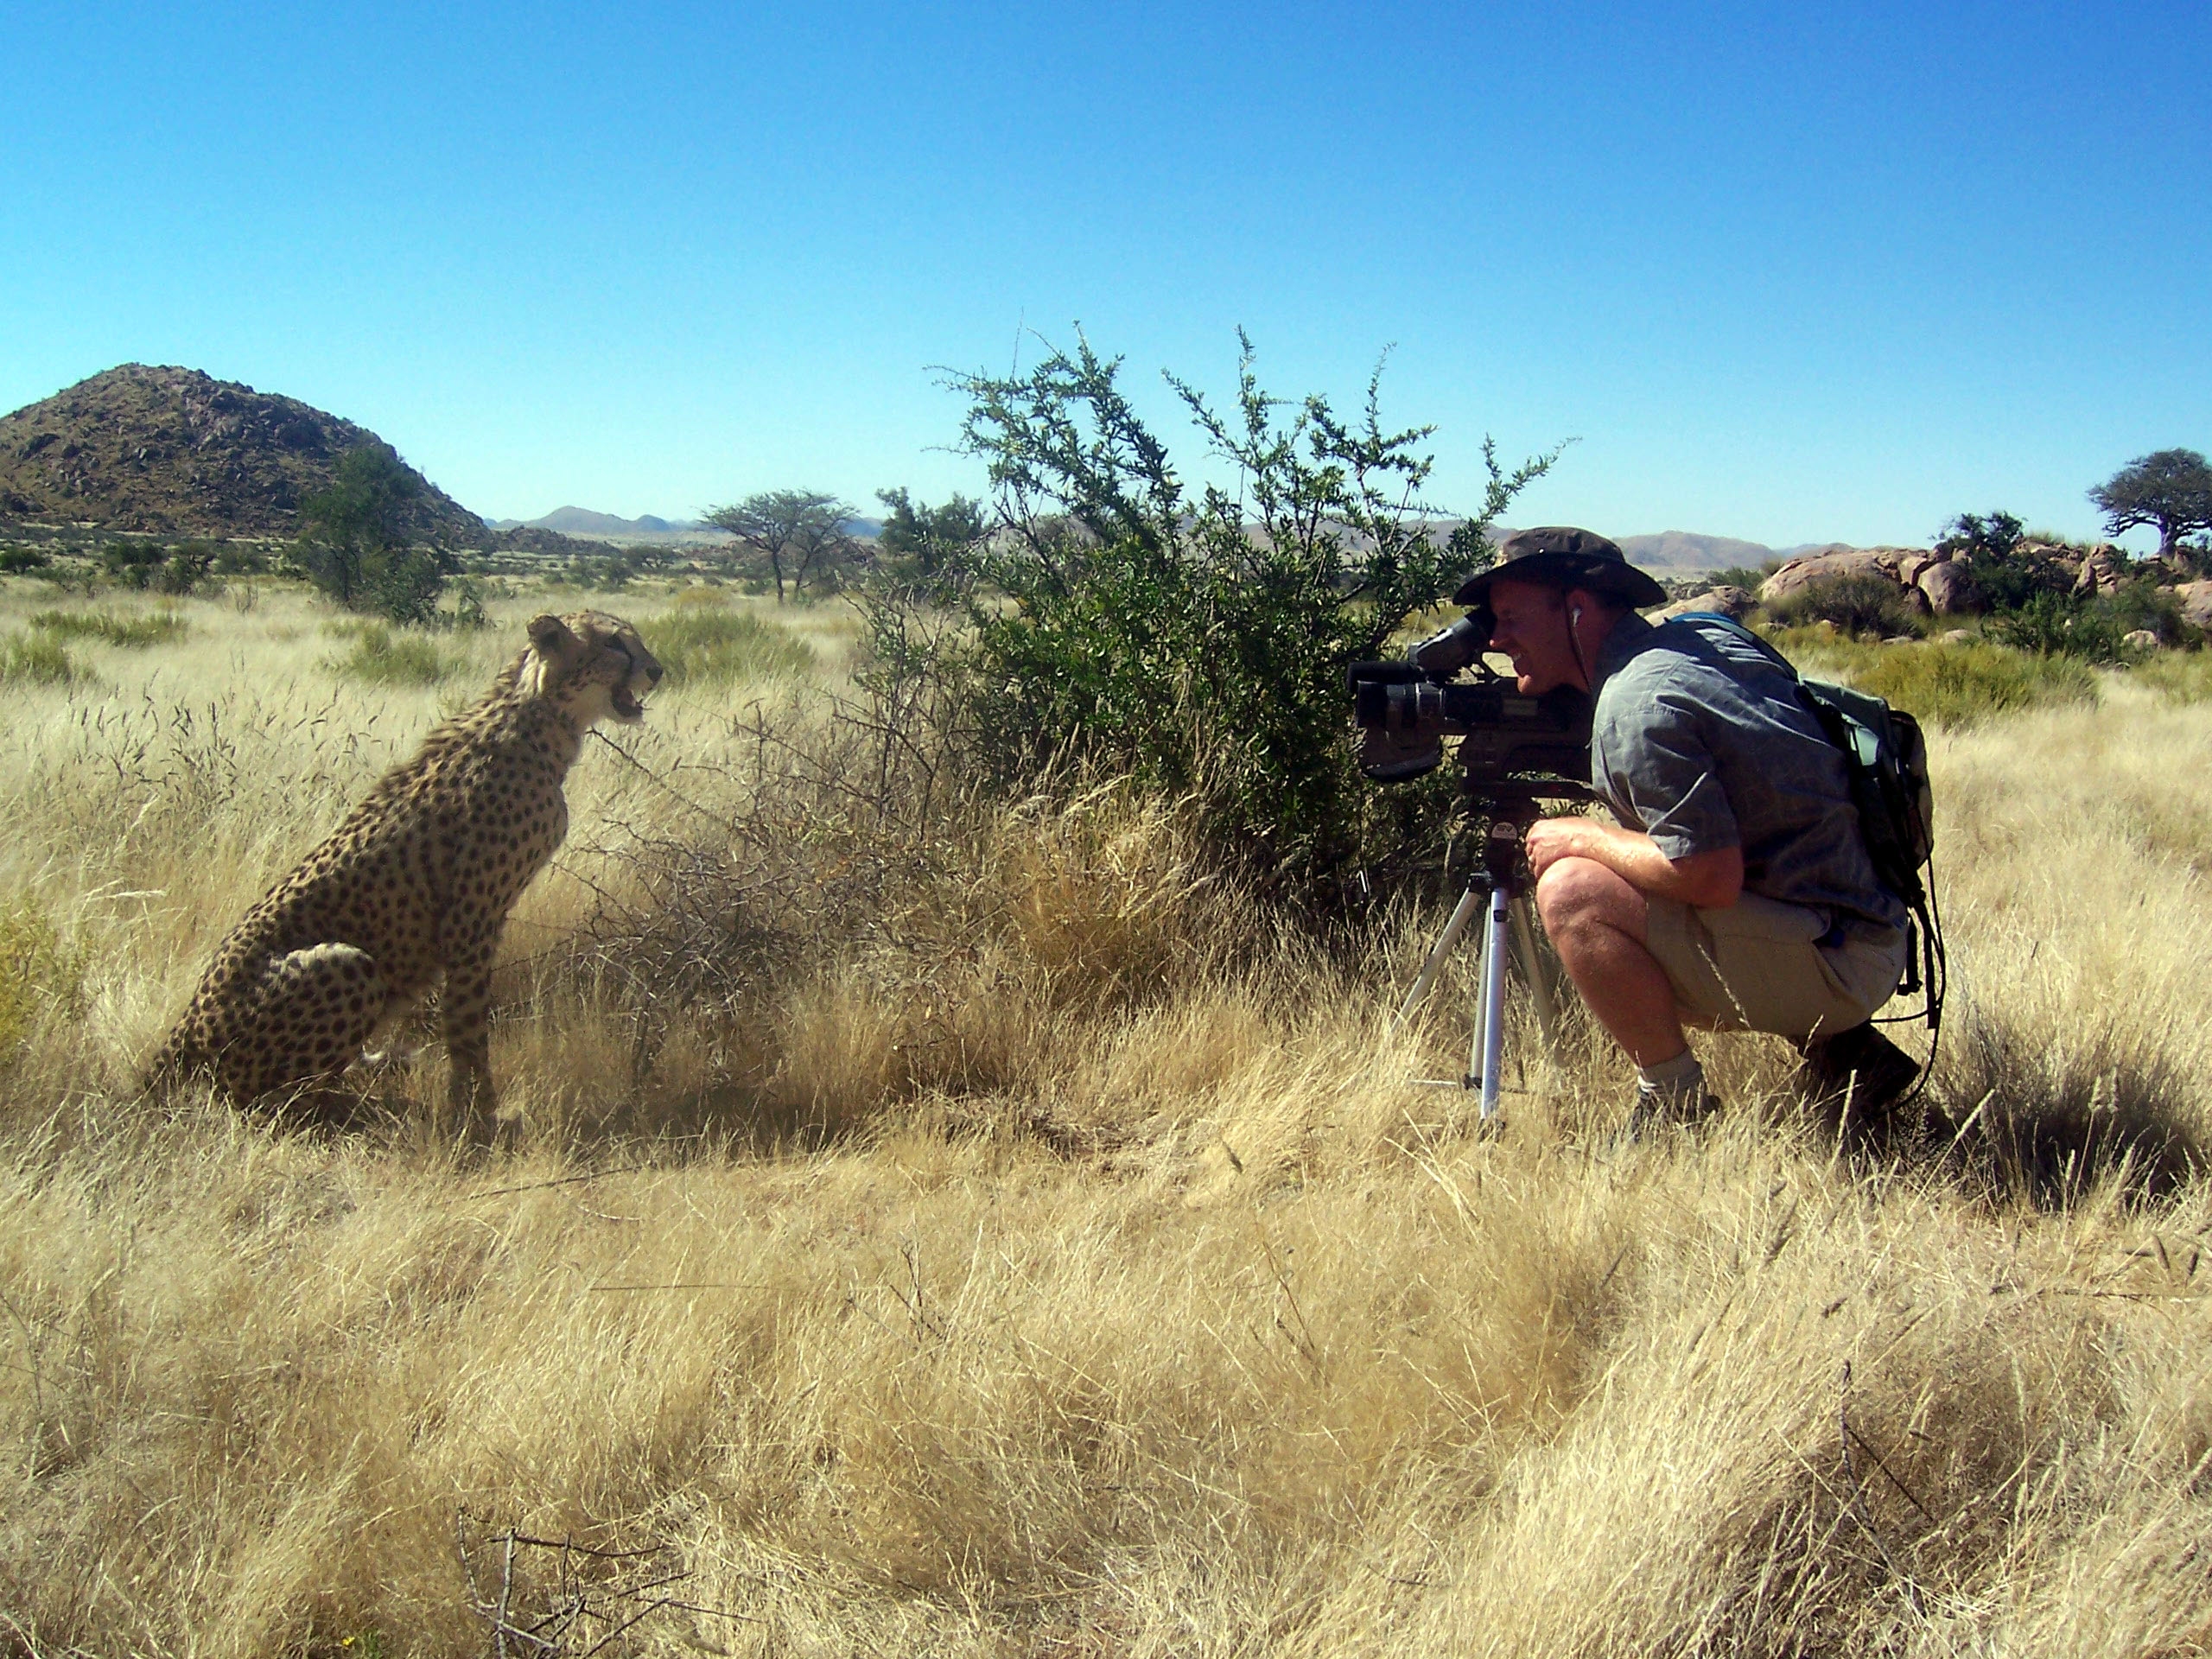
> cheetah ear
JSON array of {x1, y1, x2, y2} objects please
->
[{"x1": 527, "y1": 614, "x2": 577, "y2": 654}]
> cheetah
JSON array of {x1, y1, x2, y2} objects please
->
[{"x1": 146, "y1": 610, "x2": 663, "y2": 1130}]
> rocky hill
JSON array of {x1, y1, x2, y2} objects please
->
[{"x1": 0, "y1": 365, "x2": 485, "y2": 542}]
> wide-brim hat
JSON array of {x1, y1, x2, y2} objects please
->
[{"x1": 1452, "y1": 526, "x2": 1669, "y2": 610}]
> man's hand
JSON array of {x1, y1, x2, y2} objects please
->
[{"x1": 1524, "y1": 816, "x2": 1744, "y2": 910}]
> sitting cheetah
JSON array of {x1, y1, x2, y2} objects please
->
[{"x1": 146, "y1": 610, "x2": 662, "y2": 1130}]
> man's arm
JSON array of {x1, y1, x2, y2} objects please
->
[{"x1": 1523, "y1": 817, "x2": 1744, "y2": 909}]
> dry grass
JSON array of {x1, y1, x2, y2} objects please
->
[{"x1": 5, "y1": 578, "x2": 2212, "y2": 1656}]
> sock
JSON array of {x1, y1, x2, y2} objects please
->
[{"x1": 1637, "y1": 1048, "x2": 1707, "y2": 1107}]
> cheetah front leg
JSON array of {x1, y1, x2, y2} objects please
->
[{"x1": 438, "y1": 924, "x2": 505, "y2": 1141}]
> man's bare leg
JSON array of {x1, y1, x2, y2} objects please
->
[{"x1": 1534, "y1": 855, "x2": 1690, "y2": 1068}]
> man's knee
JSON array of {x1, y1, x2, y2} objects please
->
[{"x1": 1535, "y1": 856, "x2": 1640, "y2": 940}]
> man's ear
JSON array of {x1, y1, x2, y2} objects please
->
[{"x1": 527, "y1": 613, "x2": 577, "y2": 653}]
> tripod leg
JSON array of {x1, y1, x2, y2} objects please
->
[
  {"x1": 1509, "y1": 893, "x2": 1563, "y2": 1058},
  {"x1": 1470, "y1": 884, "x2": 1511, "y2": 1121},
  {"x1": 1394, "y1": 886, "x2": 1482, "y2": 1031}
]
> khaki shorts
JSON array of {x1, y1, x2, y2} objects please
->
[{"x1": 1643, "y1": 893, "x2": 1907, "y2": 1041}]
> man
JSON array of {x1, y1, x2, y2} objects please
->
[{"x1": 1456, "y1": 527, "x2": 1918, "y2": 1127}]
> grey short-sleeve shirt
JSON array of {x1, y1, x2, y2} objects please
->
[{"x1": 1588, "y1": 612, "x2": 1906, "y2": 934}]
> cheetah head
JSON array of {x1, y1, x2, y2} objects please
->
[{"x1": 524, "y1": 611, "x2": 664, "y2": 726}]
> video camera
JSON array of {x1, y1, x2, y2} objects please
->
[{"x1": 1347, "y1": 613, "x2": 1594, "y2": 803}]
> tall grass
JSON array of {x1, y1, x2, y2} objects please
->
[
  {"x1": 2133, "y1": 648, "x2": 2212, "y2": 704},
  {"x1": 3, "y1": 595, "x2": 2212, "y2": 1653}
]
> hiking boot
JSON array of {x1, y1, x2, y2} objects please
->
[
  {"x1": 1613, "y1": 1081, "x2": 1724, "y2": 1148},
  {"x1": 1796, "y1": 1023, "x2": 1922, "y2": 1126}
]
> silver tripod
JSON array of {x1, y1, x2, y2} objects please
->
[{"x1": 1389, "y1": 812, "x2": 1566, "y2": 1122}]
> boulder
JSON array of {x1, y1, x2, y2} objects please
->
[
  {"x1": 1654, "y1": 584, "x2": 1756, "y2": 622},
  {"x1": 2175, "y1": 581, "x2": 2212, "y2": 636},
  {"x1": 2072, "y1": 543, "x2": 2131, "y2": 597},
  {"x1": 1758, "y1": 547, "x2": 1920, "y2": 603},
  {"x1": 2125, "y1": 629, "x2": 2162, "y2": 652},
  {"x1": 1917, "y1": 561, "x2": 1983, "y2": 616},
  {"x1": 1939, "y1": 629, "x2": 1975, "y2": 645}
]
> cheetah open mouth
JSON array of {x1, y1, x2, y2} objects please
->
[{"x1": 613, "y1": 684, "x2": 647, "y2": 721}]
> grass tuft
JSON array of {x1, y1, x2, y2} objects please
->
[
  {"x1": 326, "y1": 622, "x2": 465, "y2": 686},
  {"x1": 645, "y1": 606, "x2": 816, "y2": 685},
  {"x1": 0, "y1": 632, "x2": 82, "y2": 684},
  {"x1": 29, "y1": 607, "x2": 189, "y2": 647}
]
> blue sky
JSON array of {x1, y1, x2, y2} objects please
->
[{"x1": 3, "y1": 1, "x2": 2206, "y2": 549}]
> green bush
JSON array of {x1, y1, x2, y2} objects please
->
[
  {"x1": 2099, "y1": 578, "x2": 2188, "y2": 645},
  {"x1": 1706, "y1": 562, "x2": 1779, "y2": 593},
  {"x1": 1992, "y1": 592, "x2": 2128, "y2": 663},
  {"x1": 29, "y1": 607, "x2": 188, "y2": 647},
  {"x1": 0, "y1": 632, "x2": 81, "y2": 685},
  {"x1": 905, "y1": 330, "x2": 1556, "y2": 886},
  {"x1": 1961, "y1": 546, "x2": 2075, "y2": 613},
  {"x1": 1766, "y1": 630, "x2": 2098, "y2": 727},
  {"x1": 0, "y1": 547, "x2": 52, "y2": 574},
  {"x1": 645, "y1": 607, "x2": 816, "y2": 685},
  {"x1": 1764, "y1": 572, "x2": 1924, "y2": 639},
  {"x1": 0, "y1": 899, "x2": 86, "y2": 1057},
  {"x1": 328, "y1": 623, "x2": 464, "y2": 687}
]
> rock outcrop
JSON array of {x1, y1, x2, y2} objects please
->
[
  {"x1": 1655, "y1": 585, "x2": 1757, "y2": 622},
  {"x1": 2177, "y1": 582, "x2": 2212, "y2": 635}
]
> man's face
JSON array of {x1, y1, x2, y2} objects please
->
[{"x1": 1484, "y1": 578, "x2": 1579, "y2": 695}]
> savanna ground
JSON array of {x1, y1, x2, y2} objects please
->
[{"x1": 5, "y1": 576, "x2": 2212, "y2": 1657}]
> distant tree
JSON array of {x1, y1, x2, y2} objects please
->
[
  {"x1": 291, "y1": 443, "x2": 454, "y2": 623},
  {"x1": 702, "y1": 489, "x2": 861, "y2": 603},
  {"x1": 1936, "y1": 509, "x2": 2025, "y2": 560},
  {"x1": 873, "y1": 487, "x2": 987, "y2": 588},
  {"x1": 2088, "y1": 449, "x2": 2212, "y2": 562},
  {"x1": 98, "y1": 539, "x2": 168, "y2": 590}
]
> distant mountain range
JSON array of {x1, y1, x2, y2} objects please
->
[
  {"x1": 1613, "y1": 531, "x2": 1778, "y2": 574},
  {"x1": 487, "y1": 506, "x2": 887, "y2": 542},
  {"x1": 488, "y1": 505, "x2": 696, "y2": 537},
  {"x1": 493, "y1": 513, "x2": 1813, "y2": 569}
]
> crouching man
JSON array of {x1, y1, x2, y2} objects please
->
[{"x1": 1458, "y1": 528, "x2": 1919, "y2": 1128}]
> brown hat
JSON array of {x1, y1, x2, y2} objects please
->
[{"x1": 1452, "y1": 526, "x2": 1668, "y2": 610}]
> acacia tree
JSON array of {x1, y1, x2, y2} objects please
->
[
  {"x1": 2088, "y1": 449, "x2": 2212, "y2": 563},
  {"x1": 702, "y1": 489, "x2": 859, "y2": 602}
]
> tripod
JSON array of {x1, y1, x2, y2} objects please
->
[{"x1": 1390, "y1": 796, "x2": 1567, "y2": 1122}]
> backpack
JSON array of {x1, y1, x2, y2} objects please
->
[{"x1": 1675, "y1": 613, "x2": 1945, "y2": 1026}]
